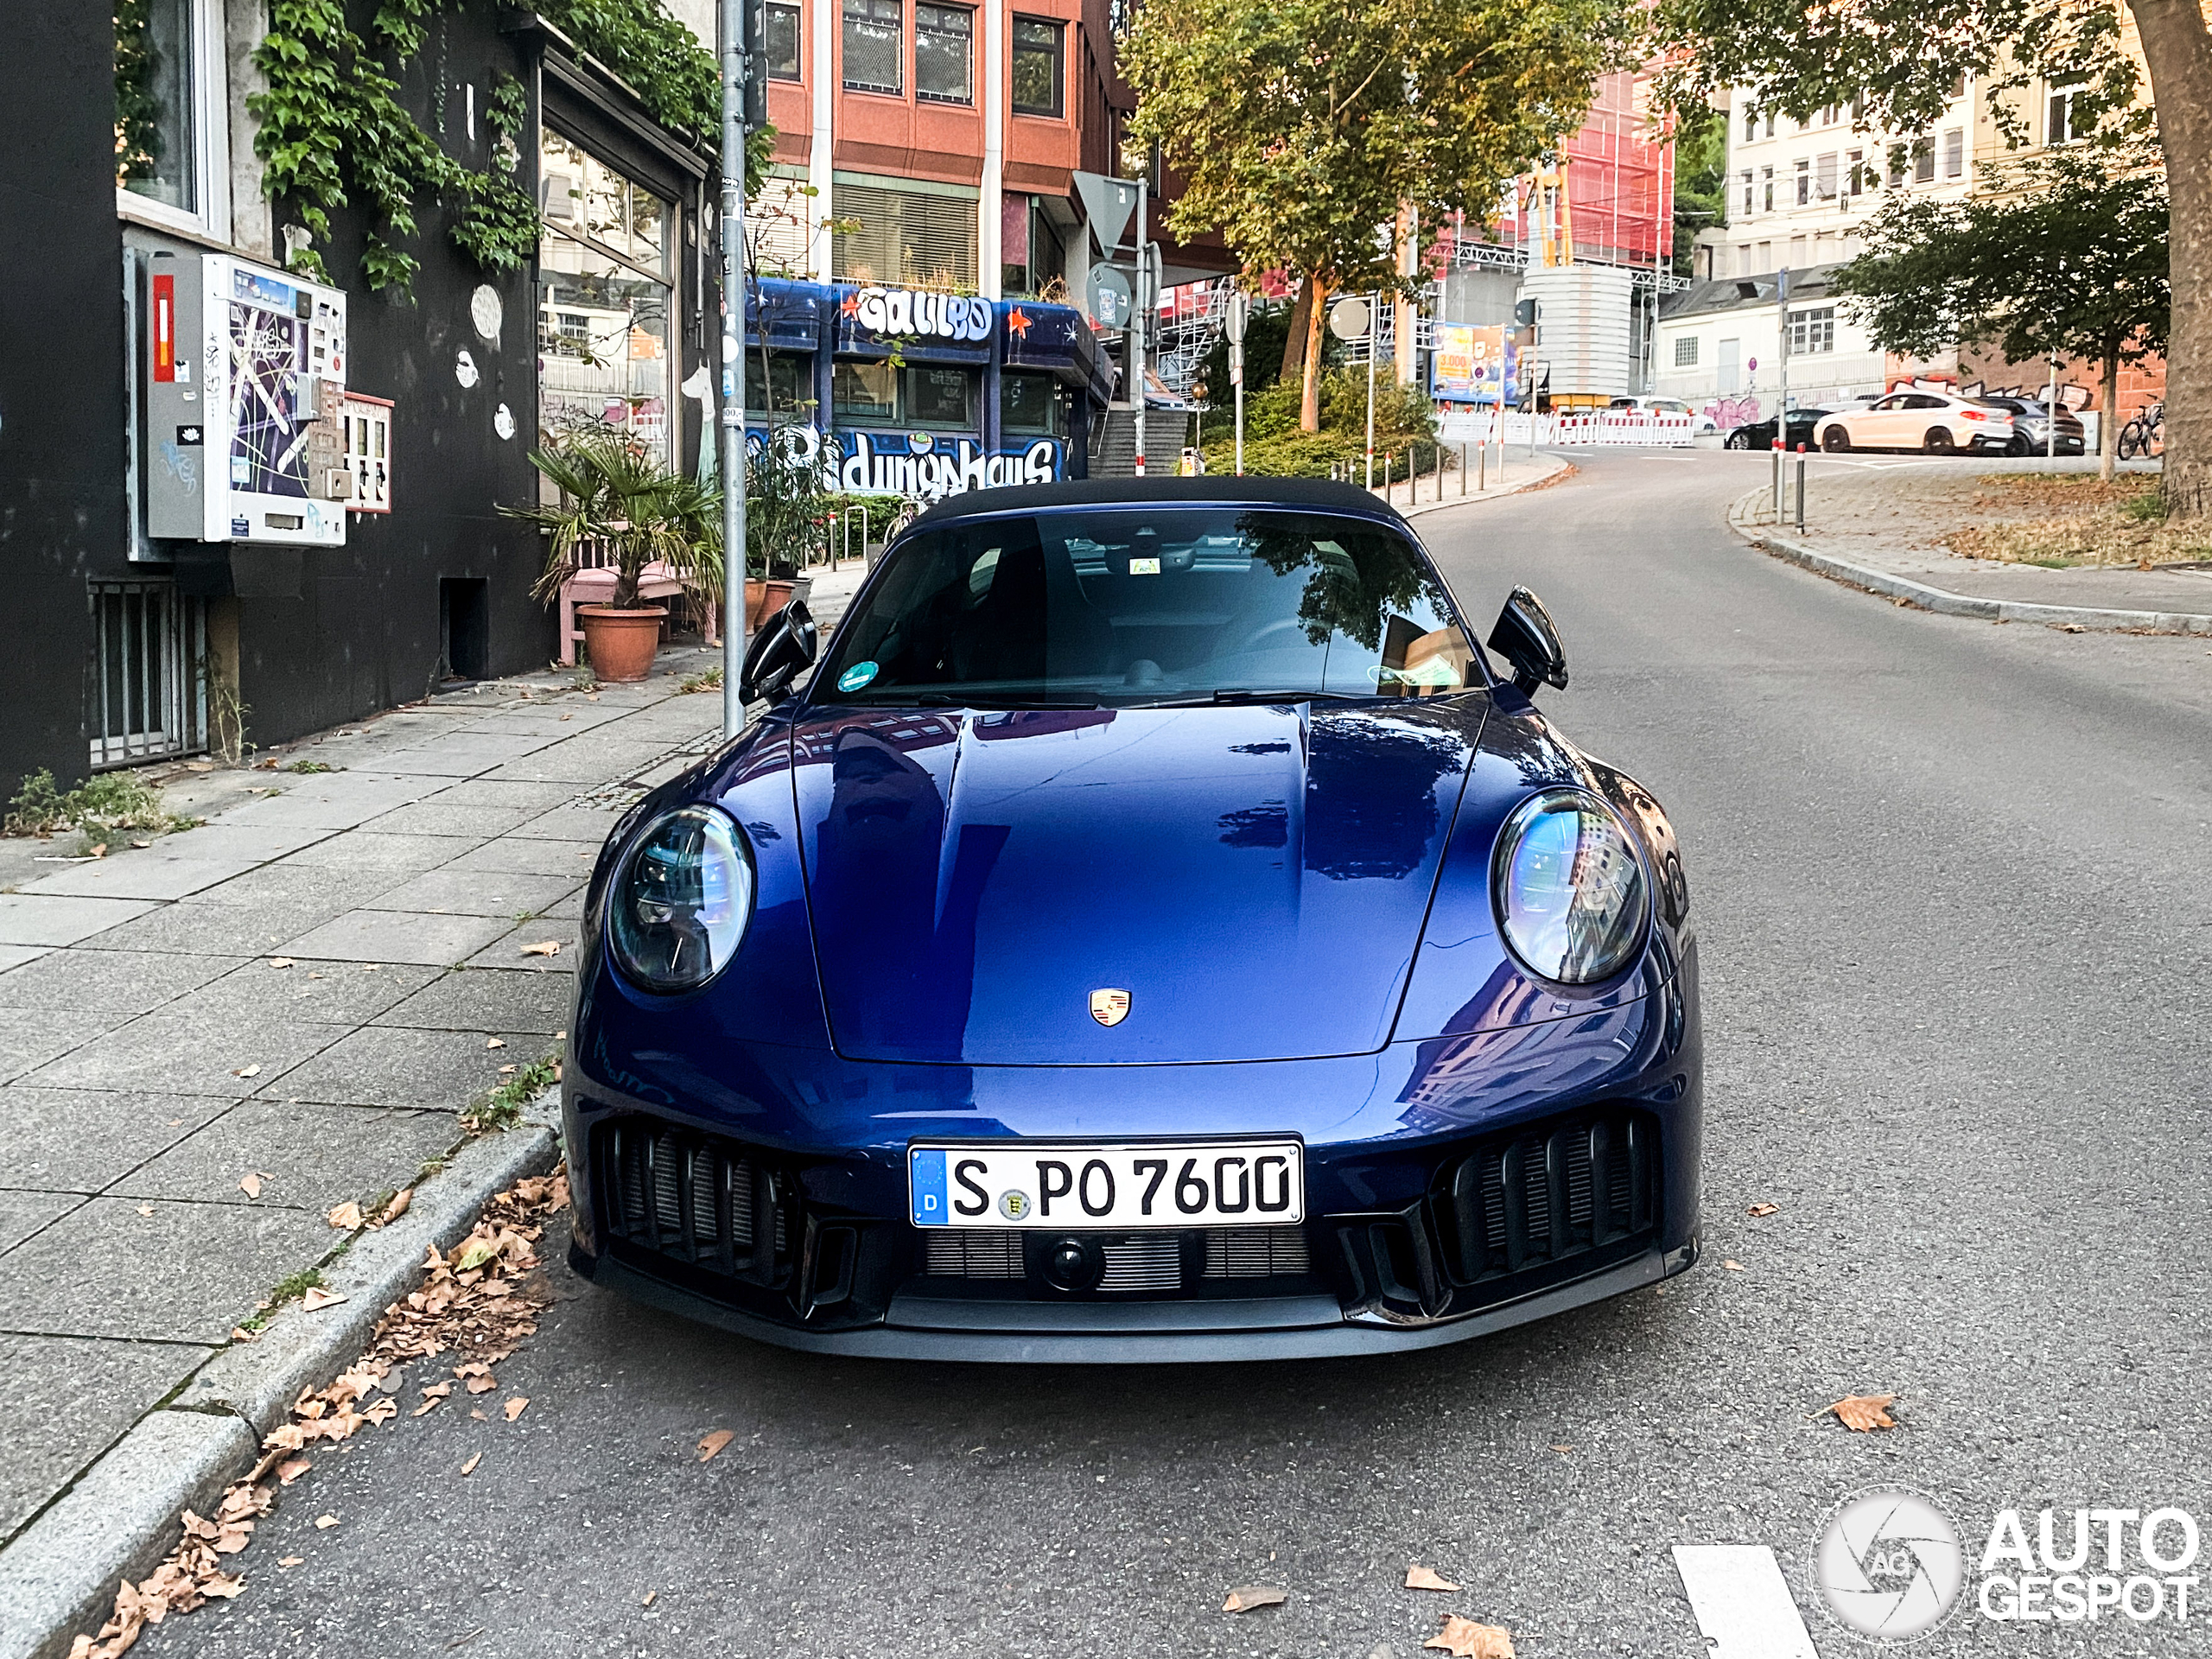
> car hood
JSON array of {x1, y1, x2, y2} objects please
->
[{"x1": 788, "y1": 702, "x2": 1479, "y2": 1065}]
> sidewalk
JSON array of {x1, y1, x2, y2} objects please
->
[
  {"x1": 1730, "y1": 457, "x2": 2212, "y2": 632},
  {"x1": 1363, "y1": 449, "x2": 1574, "y2": 518},
  {"x1": 0, "y1": 556, "x2": 892, "y2": 1602}
]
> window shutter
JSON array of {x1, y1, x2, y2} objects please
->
[{"x1": 833, "y1": 184, "x2": 980, "y2": 289}]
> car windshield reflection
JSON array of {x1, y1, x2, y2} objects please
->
[{"x1": 813, "y1": 508, "x2": 1481, "y2": 709}]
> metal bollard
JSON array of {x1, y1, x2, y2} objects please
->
[
  {"x1": 1796, "y1": 446, "x2": 1808, "y2": 532},
  {"x1": 1460, "y1": 442, "x2": 1468, "y2": 497},
  {"x1": 1772, "y1": 439, "x2": 1783, "y2": 514}
]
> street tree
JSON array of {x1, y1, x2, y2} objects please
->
[
  {"x1": 1649, "y1": 0, "x2": 2212, "y2": 518},
  {"x1": 1830, "y1": 144, "x2": 2169, "y2": 480},
  {"x1": 1123, "y1": 0, "x2": 1630, "y2": 431}
]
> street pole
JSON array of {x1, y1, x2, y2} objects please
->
[
  {"x1": 1133, "y1": 173, "x2": 1147, "y2": 477},
  {"x1": 718, "y1": 0, "x2": 750, "y2": 740},
  {"x1": 2047, "y1": 351, "x2": 2059, "y2": 465},
  {"x1": 1774, "y1": 268, "x2": 1790, "y2": 517},
  {"x1": 1364, "y1": 293, "x2": 1376, "y2": 490},
  {"x1": 1228, "y1": 289, "x2": 1247, "y2": 476}
]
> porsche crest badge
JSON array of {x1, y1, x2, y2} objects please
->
[{"x1": 1089, "y1": 988, "x2": 1132, "y2": 1027}]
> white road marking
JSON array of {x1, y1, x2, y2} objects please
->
[{"x1": 1673, "y1": 1545, "x2": 1823, "y2": 1659}]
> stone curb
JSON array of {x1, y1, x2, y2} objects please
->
[
  {"x1": 0, "y1": 1098, "x2": 563, "y2": 1659},
  {"x1": 1728, "y1": 489, "x2": 2212, "y2": 636},
  {"x1": 1397, "y1": 454, "x2": 1573, "y2": 521}
]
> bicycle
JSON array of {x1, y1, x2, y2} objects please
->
[{"x1": 2117, "y1": 401, "x2": 2164, "y2": 461}]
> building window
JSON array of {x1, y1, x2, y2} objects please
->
[
  {"x1": 1943, "y1": 127, "x2": 1964, "y2": 178},
  {"x1": 832, "y1": 360, "x2": 978, "y2": 428},
  {"x1": 1815, "y1": 153, "x2": 1837, "y2": 199},
  {"x1": 1760, "y1": 166, "x2": 1774, "y2": 213},
  {"x1": 1739, "y1": 170, "x2": 1752, "y2": 217},
  {"x1": 843, "y1": 0, "x2": 903, "y2": 94},
  {"x1": 2048, "y1": 81, "x2": 2086, "y2": 144},
  {"x1": 1001, "y1": 369, "x2": 1068, "y2": 435},
  {"x1": 1820, "y1": 102, "x2": 1840, "y2": 125},
  {"x1": 1011, "y1": 16, "x2": 1065, "y2": 117},
  {"x1": 766, "y1": 1, "x2": 803, "y2": 79},
  {"x1": 833, "y1": 359, "x2": 898, "y2": 423},
  {"x1": 1764, "y1": 110, "x2": 1776, "y2": 138},
  {"x1": 1913, "y1": 137, "x2": 1936, "y2": 183},
  {"x1": 538, "y1": 132, "x2": 677, "y2": 463},
  {"x1": 745, "y1": 352, "x2": 813, "y2": 423},
  {"x1": 115, "y1": 0, "x2": 226, "y2": 230},
  {"x1": 1735, "y1": 245, "x2": 1751, "y2": 276},
  {"x1": 1846, "y1": 148, "x2": 1864, "y2": 195},
  {"x1": 1743, "y1": 105, "x2": 1758, "y2": 142},
  {"x1": 1673, "y1": 336, "x2": 1699, "y2": 367},
  {"x1": 1787, "y1": 305, "x2": 1836, "y2": 355},
  {"x1": 915, "y1": 3, "x2": 973, "y2": 103},
  {"x1": 833, "y1": 180, "x2": 980, "y2": 287},
  {"x1": 1795, "y1": 158, "x2": 1810, "y2": 206}
]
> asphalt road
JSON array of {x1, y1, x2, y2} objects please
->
[{"x1": 142, "y1": 449, "x2": 2212, "y2": 1659}]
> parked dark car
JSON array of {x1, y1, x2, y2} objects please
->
[
  {"x1": 1980, "y1": 397, "x2": 2087, "y2": 457},
  {"x1": 562, "y1": 479, "x2": 1703, "y2": 1362},
  {"x1": 1725, "y1": 407, "x2": 1832, "y2": 451}
]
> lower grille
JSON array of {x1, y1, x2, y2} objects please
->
[
  {"x1": 1098, "y1": 1235, "x2": 1181, "y2": 1291},
  {"x1": 1204, "y1": 1226, "x2": 1311, "y2": 1280},
  {"x1": 925, "y1": 1230, "x2": 1024, "y2": 1280},
  {"x1": 598, "y1": 1119, "x2": 783, "y2": 1274},
  {"x1": 1437, "y1": 1109, "x2": 1657, "y2": 1287}
]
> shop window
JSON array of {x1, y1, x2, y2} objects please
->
[
  {"x1": 766, "y1": 1, "x2": 803, "y2": 79},
  {"x1": 1673, "y1": 337, "x2": 1699, "y2": 368},
  {"x1": 832, "y1": 361, "x2": 979, "y2": 429},
  {"x1": 1011, "y1": 17, "x2": 1064, "y2": 117},
  {"x1": 834, "y1": 360, "x2": 899, "y2": 423},
  {"x1": 1001, "y1": 370, "x2": 1068, "y2": 436},
  {"x1": 916, "y1": 4, "x2": 973, "y2": 104},
  {"x1": 843, "y1": 0, "x2": 903, "y2": 94},
  {"x1": 905, "y1": 365, "x2": 976, "y2": 429},
  {"x1": 746, "y1": 352, "x2": 814, "y2": 422}
]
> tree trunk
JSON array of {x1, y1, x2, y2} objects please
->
[
  {"x1": 2099, "y1": 352, "x2": 2119, "y2": 483},
  {"x1": 1281, "y1": 280, "x2": 1315, "y2": 386},
  {"x1": 1300, "y1": 276, "x2": 1331, "y2": 432},
  {"x1": 2127, "y1": 0, "x2": 2212, "y2": 518}
]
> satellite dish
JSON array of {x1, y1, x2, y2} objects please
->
[{"x1": 1328, "y1": 296, "x2": 1371, "y2": 341}]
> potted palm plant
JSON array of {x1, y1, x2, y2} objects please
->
[{"x1": 505, "y1": 430, "x2": 721, "y2": 682}]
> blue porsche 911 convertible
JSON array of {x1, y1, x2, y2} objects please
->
[{"x1": 562, "y1": 478, "x2": 1700, "y2": 1361}]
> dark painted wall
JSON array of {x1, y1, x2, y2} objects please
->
[{"x1": 0, "y1": 7, "x2": 124, "y2": 798}]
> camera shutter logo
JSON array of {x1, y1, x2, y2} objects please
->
[{"x1": 1812, "y1": 1488, "x2": 1967, "y2": 1642}]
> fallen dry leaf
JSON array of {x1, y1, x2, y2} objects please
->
[
  {"x1": 299, "y1": 1287, "x2": 347, "y2": 1312},
  {"x1": 229, "y1": 1326, "x2": 257, "y2": 1343},
  {"x1": 1425, "y1": 1615, "x2": 1516, "y2": 1657},
  {"x1": 1724, "y1": 1259, "x2": 1745, "y2": 1271},
  {"x1": 461, "y1": 1452, "x2": 483, "y2": 1476},
  {"x1": 380, "y1": 1187, "x2": 412, "y2": 1224},
  {"x1": 697, "y1": 1429, "x2": 735, "y2": 1463},
  {"x1": 138, "y1": 1205, "x2": 154, "y2": 1217},
  {"x1": 1548, "y1": 1443, "x2": 1573, "y2": 1454},
  {"x1": 361, "y1": 1399, "x2": 398, "y2": 1426},
  {"x1": 131, "y1": 839, "x2": 152, "y2": 849},
  {"x1": 465, "y1": 1373, "x2": 499, "y2": 1395},
  {"x1": 327, "y1": 1201, "x2": 364, "y2": 1230},
  {"x1": 642, "y1": 1591, "x2": 657, "y2": 1607},
  {"x1": 314, "y1": 1514, "x2": 339, "y2": 1530},
  {"x1": 1747, "y1": 1202, "x2": 1779, "y2": 1218},
  {"x1": 269, "y1": 957, "x2": 295, "y2": 969},
  {"x1": 278, "y1": 1556, "x2": 303, "y2": 1568},
  {"x1": 518, "y1": 940, "x2": 562, "y2": 957},
  {"x1": 1406, "y1": 1565, "x2": 1463, "y2": 1592},
  {"x1": 1826, "y1": 1393, "x2": 1898, "y2": 1433},
  {"x1": 1222, "y1": 1586, "x2": 1287, "y2": 1614},
  {"x1": 90, "y1": 843, "x2": 109, "y2": 859},
  {"x1": 276, "y1": 1459, "x2": 311, "y2": 1486},
  {"x1": 233, "y1": 1065, "x2": 262, "y2": 1079},
  {"x1": 504, "y1": 1396, "x2": 529, "y2": 1422},
  {"x1": 237, "y1": 1173, "x2": 263, "y2": 1198},
  {"x1": 498, "y1": 1064, "x2": 517, "y2": 1075},
  {"x1": 486, "y1": 1037, "x2": 506, "y2": 1050}
]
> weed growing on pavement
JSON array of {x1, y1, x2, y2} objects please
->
[
  {"x1": 3, "y1": 769, "x2": 200, "y2": 840},
  {"x1": 461, "y1": 1055, "x2": 559, "y2": 1134},
  {"x1": 679, "y1": 665, "x2": 723, "y2": 694},
  {"x1": 283, "y1": 760, "x2": 337, "y2": 773}
]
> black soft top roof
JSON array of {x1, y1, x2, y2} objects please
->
[{"x1": 906, "y1": 476, "x2": 1411, "y2": 531}]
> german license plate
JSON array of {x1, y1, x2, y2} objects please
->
[{"x1": 907, "y1": 1140, "x2": 1305, "y2": 1229}]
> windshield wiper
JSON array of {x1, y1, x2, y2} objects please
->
[
  {"x1": 1137, "y1": 688, "x2": 1363, "y2": 709},
  {"x1": 912, "y1": 692, "x2": 1102, "y2": 709}
]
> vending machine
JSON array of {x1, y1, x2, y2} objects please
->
[{"x1": 143, "y1": 251, "x2": 350, "y2": 547}]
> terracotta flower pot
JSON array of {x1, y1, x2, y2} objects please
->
[
  {"x1": 576, "y1": 604, "x2": 667, "y2": 683},
  {"x1": 745, "y1": 578, "x2": 799, "y2": 630}
]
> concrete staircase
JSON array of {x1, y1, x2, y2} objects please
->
[{"x1": 1086, "y1": 407, "x2": 1192, "y2": 479}]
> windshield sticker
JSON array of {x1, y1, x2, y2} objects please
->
[
  {"x1": 1128, "y1": 556, "x2": 1161, "y2": 575},
  {"x1": 838, "y1": 661, "x2": 880, "y2": 692}
]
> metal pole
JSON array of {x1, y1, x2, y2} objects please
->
[
  {"x1": 2046, "y1": 352, "x2": 2058, "y2": 465},
  {"x1": 1364, "y1": 293, "x2": 1376, "y2": 489},
  {"x1": 718, "y1": 0, "x2": 750, "y2": 739},
  {"x1": 1796, "y1": 447, "x2": 1807, "y2": 532},
  {"x1": 1133, "y1": 173, "x2": 1147, "y2": 477}
]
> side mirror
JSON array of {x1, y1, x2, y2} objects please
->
[
  {"x1": 739, "y1": 599, "x2": 817, "y2": 703},
  {"x1": 1485, "y1": 586, "x2": 1568, "y2": 695}
]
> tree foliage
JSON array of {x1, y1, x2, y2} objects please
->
[{"x1": 1123, "y1": 0, "x2": 1632, "y2": 429}]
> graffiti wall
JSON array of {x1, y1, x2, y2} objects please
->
[{"x1": 753, "y1": 425, "x2": 1065, "y2": 501}]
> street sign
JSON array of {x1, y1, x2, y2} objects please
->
[
  {"x1": 1747, "y1": 357, "x2": 1759, "y2": 373},
  {"x1": 1085, "y1": 263, "x2": 1134, "y2": 330},
  {"x1": 1328, "y1": 296, "x2": 1371, "y2": 340},
  {"x1": 1071, "y1": 172, "x2": 1141, "y2": 256},
  {"x1": 1225, "y1": 290, "x2": 1249, "y2": 346}
]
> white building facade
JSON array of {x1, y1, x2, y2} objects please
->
[{"x1": 1653, "y1": 266, "x2": 1894, "y2": 429}]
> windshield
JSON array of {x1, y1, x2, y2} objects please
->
[{"x1": 812, "y1": 507, "x2": 1480, "y2": 709}]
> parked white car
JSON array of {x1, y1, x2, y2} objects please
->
[
  {"x1": 1812, "y1": 392, "x2": 2015, "y2": 455},
  {"x1": 1609, "y1": 395, "x2": 1721, "y2": 436}
]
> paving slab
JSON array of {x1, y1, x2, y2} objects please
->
[
  {"x1": 366, "y1": 733, "x2": 555, "y2": 776},
  {"x1": 465, "y1": 919, "x2": 583, "y2": 972},
  {"x1": 118, "y1": 824, "x2": 331, "y2": 864},
  {"x1": 439, "y1": 839, "x2": 602, "y2": 877},
  {"x1": 370, "y1": 968, "x2": 574, "y2": 1036},
  {"x1": 19, "y1": 853, "x2": 268, "y2": 902},
  {"x1": 0, "y1": 1192, "x2": 81, "y2": 1255},
  {"x1": 154, "y1": 959, "x2": 438, "y2": 1029},
  {"x1": 0, "y1": 949, "x2": 49, "y2": 976},
  {"x1": 456, "y1": 706, "x2": 630, "y2": 735},
  {"x1": 421, "y1": 778, "x2": 580, "y2": 813},
  {"x1": 210, "y1": 774, "x2": 445, "y2": 830},
  {"x1": 0, "y1": 1198, "x2": 333, "y2": 1344},
  {"x1": 272, "y1": 1026, "x2": 545, "y2": 1113},
  {"x1": 177, "y1": 861, "x2": 410, "y2": 914},
  {"x1": 0, "y1": 897, "x2": 158, "y2": 950},
  {"x1": 19, "y1": 1011, "x2": 342, "y2": 1099},
  {"x1": 280, "y1": 908, "x2": 512, "y2": 968},
  {"x1": 71, "y1": 899, "x2": 334, "y2": 958},
  {"x1": 353, "y1": 800, "x2": 539, "y2": 840},
  {"x1": 0, "y1": 1087, "x2": 230, "y2": 1193},
  {"x1": 476, "y1": 741, "x2": 676, "y2": 785},
  {"x1": 276, "y1": 831, "x2": 480, "y2": 872},
  {"x1": 0, "y1": 950, "x2": 244, "y2": 1015},
  {"x1": 0, "y1": 1010, "x2": 132, "y2": 1088},
  {"x1": 0, "y1": 1334, "x2": 217, "y2": 1539},
  {"x1": 503, "y1": 804, "x2": 624, "y2": 842},
  {"x1": 109, "y1": 1100, "x2": 458, "y2": 1213},
  {"x1": 358, "y1": 868, "x2": 579, "y2": 920}
]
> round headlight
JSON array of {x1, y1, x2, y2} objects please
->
[
  {"x1": 1492, "y1": 789, "x2": 1650, "y2": 984},
  {"x1": 607, "y1": 806, "x2": 754, "y2": 993}
]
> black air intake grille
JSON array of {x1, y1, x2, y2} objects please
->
[
  {"x1": 925, "y1": 1230, "x2": 1025, "y2": 1280},
  {"x1": 1438, "y1": 1109, "x2": 1658, "y2": 1287},
  {"x1": 599, "y1": 1119, "x2": 783, "y2": 1274},
  {"x1": 1204, "y1": 1226, "x2": 1312, "y2": 1280}
]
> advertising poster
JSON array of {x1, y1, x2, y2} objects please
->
[{"x1": 1431, "y1": 324, "x2": 1518, "y2": 405}]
